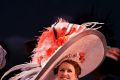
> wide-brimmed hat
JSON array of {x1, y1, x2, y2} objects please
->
[
  {"x1": 35, "y1": 29, "x2": 107, "y2": 80},
  {"x1": 1, "y1": 20, "x2": 107, "y2": 80}
]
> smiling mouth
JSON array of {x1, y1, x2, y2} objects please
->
[{"x1": 60, "y1": 77, "x2": 70, "y2": 80}]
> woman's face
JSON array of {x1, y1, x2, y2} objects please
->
[{"x1": 57, "y1": 62, "x2": 77, "y2": 80}]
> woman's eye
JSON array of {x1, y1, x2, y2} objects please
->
[
  {"x1": 68, "y1": 69, "x2": 72, "y2": 72},
  {"x1": 60, "y1": 69, "x2": 65, "y2": 72}
]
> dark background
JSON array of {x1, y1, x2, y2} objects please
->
[{"x1": 0, "y1": 0, "x2": 120, "y2": 79}]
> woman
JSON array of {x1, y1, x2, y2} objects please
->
[
  {"x1": 1, "y1": 18, "x2": 119, "y2": 80},
  {"x1": 54, "y1": 60, "x2": 81, "y2": 80}
]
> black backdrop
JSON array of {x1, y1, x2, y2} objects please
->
[{"x1": 0, "y1": 0, "x2": 120, "y2": 79}]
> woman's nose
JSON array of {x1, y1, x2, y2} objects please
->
[{"x1": 63, "y1": 70, "x2": 68, "y2": 75}]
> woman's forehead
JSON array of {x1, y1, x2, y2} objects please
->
[{"x1": 60, "y1": 62, "x2": 74, "y2": 67}]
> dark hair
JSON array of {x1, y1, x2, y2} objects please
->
[{"x1": 54, "y1": 60, "x2": 81, "y2": 77}]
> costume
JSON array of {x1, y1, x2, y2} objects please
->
[{"x1": 1, "y1": 18, "x2": 107, "y2": 80}]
